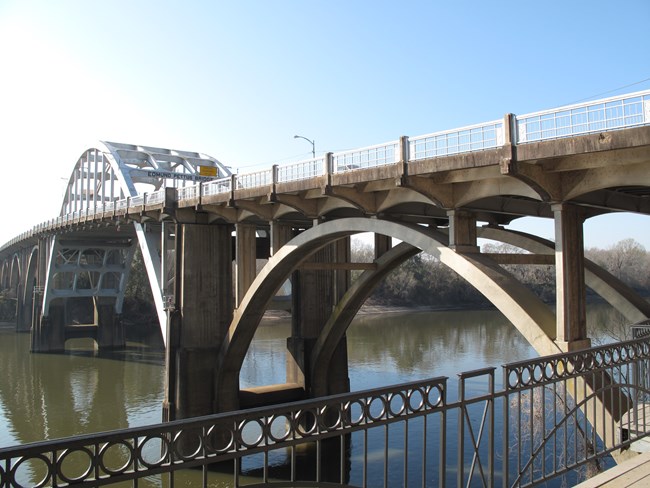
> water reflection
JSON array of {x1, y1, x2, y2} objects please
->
[{"x1": 0, "y1": 303, "x2": 629, "y2": 448}]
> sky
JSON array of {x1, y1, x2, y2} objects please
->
[{"x1": 0, "y1": 0, "x2": 649, "y2": 249}]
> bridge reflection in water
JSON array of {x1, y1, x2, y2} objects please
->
[{"x1": 1, "y1": 331, "x2": 649, "y2": 487}]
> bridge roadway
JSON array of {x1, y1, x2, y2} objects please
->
[{"x1": 0, "y1": 90, "x2": 649, "y2": 435}]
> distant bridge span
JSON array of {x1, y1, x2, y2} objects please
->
[{"x1": 1, "y1": 90, "x2": 650, "y2": 419}]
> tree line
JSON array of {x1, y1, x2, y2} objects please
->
[{"x1": 351, "y1": 238, "x2": 650, "y2": 308}]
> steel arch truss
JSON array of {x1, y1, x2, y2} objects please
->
[
  {"x1": 44, "y1": 141, "x2": 232, "y2": 344},
  {"x1": 41, "y1": 236, "x2": 137, "y2": 316},
  {"x1": 60, "y1": 141, "x2": 230, "y2": 216}
]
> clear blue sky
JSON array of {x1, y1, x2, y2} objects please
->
[{"x1": 1, "y1": 1, "x2": 649, "y2": 248}]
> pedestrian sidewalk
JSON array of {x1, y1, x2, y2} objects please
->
[{"x1": 575, "y1": 451, "x2": 650, "y2": 487}]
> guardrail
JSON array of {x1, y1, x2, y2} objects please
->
[
  {"x1": 276, "y1": 157, "x2": 325, "y2": 182},
  {"x1": 332, "y1": 140, "x2": 399, "y2": 173},
  {"x1": 517, "y1": 91, "x2": 650, "y2": 143},
  {"x1": 1, "y1": 89, "x2": 649, "y2": 254},
  {"x1": 1, "y1": 336, "x2": 648, "y2": 487},
  {"x1": 409, "y1": 119, "x2": 504, "y2": 161}
]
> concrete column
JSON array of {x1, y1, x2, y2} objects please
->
[
  {"x1": 270, "y1": 221, "x2": 294, "y2": 256},
  {"x1": 95, "y1": 298, "x2": 124, "y2": 350},
  {"x1": 553, "y1": 203, "x2": 590, "y2": 351},
  {"x1": 163, "y1": 223, "x2": 233, "y2": 422},
  {"x1": 374, "y1": 234, "x2": 392, "y2": 259},
  {"x1": 236, "y1": 223, "x2": 257, "y2": 306},
  {"x1": 288, "y1": 239, "x2": 350, "y2": 397},
  {"x1": 15, "y1": 280, "x2": 29, "y2": 332},
  {"x1": 447, "y1": 209, "x2": 479, "y2": 253},
  {"x1": 31, "y1": 302, "x2": 65, "y2": 353}
]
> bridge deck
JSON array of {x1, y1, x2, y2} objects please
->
[{"x1": 576, "y1": 451, "x2": 650, "y2": 487}]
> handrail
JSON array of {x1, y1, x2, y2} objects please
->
[
  {"x1": 276, "y1": 156, "x2": 326, "y2": 182},
  {"x1": 409, "y1": 119, "x2": 504, "y2": 161},
  {"x1": 516, "y1": 89, "x2": 650, "y2": 143},
  {"x1": 332, "y1": 140, "x2": 399, "y2": 173}
]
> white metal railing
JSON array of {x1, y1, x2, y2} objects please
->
[
  {"x1": 277, "y1": 157, "x2": 325, "y2": 182},
  {"x1": 147, "y1": 190, "x2": 166, "y2": 205},
  {"x1": 409, "y1": 120, "x2": 504, "y2": 161},
  {"x1": 516, "y1": 90, "x2": 650, "y2": 143},
  {"x1": 332, "y1": 140, "x2": 399, "y2": 173},
  {"x1": 235, "y1": 169, "x2": 272, "y2": 189},
  {"x1": 130, "y1": 195, "x2": 144, "y2": 207},
  {"x1": 177, "y1": 186, "x2": 198, "y2": 201},
  {"x1": 202, "y1": 177, "x2": 232, "y2": 196}
]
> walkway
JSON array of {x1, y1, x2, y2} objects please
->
[{"x1": 576, "y1": 452, "x2": 650, "y2": 487}]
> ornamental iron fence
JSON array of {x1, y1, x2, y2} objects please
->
[{"x1": 1, "y1": 335, "x2": 649, "y2": 487}]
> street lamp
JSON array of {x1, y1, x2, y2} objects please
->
[{"x1": 293, "y1": 135, "x2": 315, "y2": 159}]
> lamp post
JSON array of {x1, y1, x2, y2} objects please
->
[{"x1": 293, "y1": 135, "x2": 315, "y2": 159}]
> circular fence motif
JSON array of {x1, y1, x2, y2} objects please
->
[
  {"x1": 137, "y1": 434, "x2": 171, "y2": 468},
  {"x1": 57, "y1": 447, "x2": 94, "y2": 484},
  {"x1": 10, "y1": 454, "x2": 53, "y2": 488},
  {"x1": 98, "y1": 440, "x2": 135, "y2": 476}
]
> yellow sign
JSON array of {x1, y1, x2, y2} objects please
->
[{"x1": 199, "y1": 165, "x2": 218, "y2": 177}]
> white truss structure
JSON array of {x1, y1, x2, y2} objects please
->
[{"x1": 41, "y1": 142, "x2": 231, "y2": 343}]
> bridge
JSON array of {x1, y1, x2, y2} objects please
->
[{"x1": 1, "y1": 90, "x2": 649, "y2": 427}]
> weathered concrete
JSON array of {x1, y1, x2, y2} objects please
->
[
  {"x1": 216, "y1": 218, "x2": 563, "y2": 414},
  {"x1": 553, "y1": 203, "x2": 589, "y2": 351},
  {"x1": 235, "y1": 223, "x2": 257, "y2": 307},
  {"x1": 163, "y1": 223, "x2": 233, "y2": 421},
  {"x1": 95, "y1": 298, "x2": 124, "y2": 350}
]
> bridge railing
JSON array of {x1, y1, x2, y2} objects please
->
[
  {"x1": 1, "y1": 336, "x2": 649, "y2": 487},
  {"x1": 516, "y1": 91, "x2": 650, "y2": 143},
  {"x1": 276, "y1": 156, "x2": 326, "y2": 182},
  {"x1": 202, "y1": 176, "x2": 232, "y2": 196},
  {"x1": 409, "y1": 119, "x2": 504, "y2": 161},
  {"x1": 332, "y1": 140, "x2": 399, "y2": 173},
  {"x1": 235, "y1": 169, "x2": 273, "y2": 189}
]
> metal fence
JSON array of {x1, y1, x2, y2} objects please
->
[
  {"x1": 1, "y1": 336, "x2": 649, "y2": 488},
  {"x1": 516, "y1": 91, "x2": 650, "y2": 143}
]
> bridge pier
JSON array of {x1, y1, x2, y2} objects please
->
[
  {"x1": 15, "y1": 281, "x2": 31, "y2": 333},
  {"x1": 235, "y1": 223, "x2": 257, "y2": 306},
  {"x1": 553, "y1": 203, "x2": 591, "y2": 352},
  {"x1": 32, "y1": 302, "x2": 66, "y2": 353},
  {"x1": 447, "y1": 209, "x2": 480, "y2": 252},
  {"x1": 95, "y1": 298, "x2": 124, "y2": 350},
  {"x1": 163, "y1": 223, "x2": 234, "y2": 421},
  {"x1": 287, "y1": 237, "x2": 351, "y2": 398}
]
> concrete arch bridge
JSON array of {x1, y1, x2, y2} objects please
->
[{"x1": 1, "y1": 90, "x2": 650, "y2": 423}]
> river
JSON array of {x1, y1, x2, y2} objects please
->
[{"x1": 0, "y1": 303, "x2": 628, "y2": 485}]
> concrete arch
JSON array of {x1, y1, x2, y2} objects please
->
[
  {"x1": 564, "y1": 164, "x2": 650, "y2": 201},
  {"x1": 215, "y1": 218, "x2": 560, "y2": 410},
  {"x1": 0, "y1": 260, "x2": 9, "y2": 289},
  {"x1": 478, "y1": 226, "x2": 650, "y2": 323},
  {"x1": 454, "y1": 179, "x2": 542, "y2": 209},
  {"x1": 19, "y1": 247, "x2": 40, "y2": 330},
  {"x1": 310, "y1": 242, "x2": 419, "y2": 396},
  {"x1": 9, "y1": 254, "x2": 21, "y2": 293}
]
